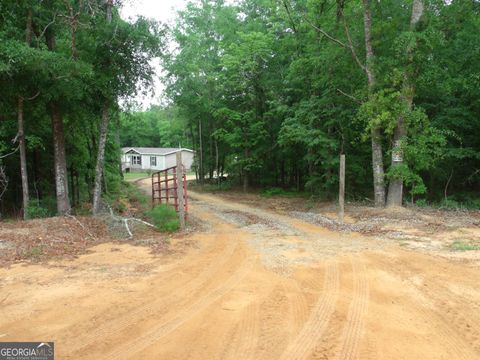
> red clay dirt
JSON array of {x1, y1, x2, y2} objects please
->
[{"x1": 1, "y1": 180, "x2": 479, "y2": 359}]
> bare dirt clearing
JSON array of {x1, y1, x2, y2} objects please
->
[{"x1": 1, "y1": 180, "x2": 480, "y2": 359}]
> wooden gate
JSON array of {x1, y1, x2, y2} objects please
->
[{"x1": 151, "y1": 166, "x2": 188, "y2": 216}]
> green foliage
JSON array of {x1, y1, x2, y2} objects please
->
[
  {"x1": 260, "y1": 187, "x2": 307, "y2": 198},
  {"x1": 25, "y1": 201, "x2": 51, "y2": 219},
  {"x1": 105, "y1": 181, "x2": 149, "y2": 215},
  {"x1": 2, "y1": 0, "x2": 480, "y2": 215},
  {"x1": 147, "y1": 204, "x2": 180, "y2": 232},
  {"x1": 415, "y1": 199, "x2": 428, "y2": 207},
  {"x1": 0, "y1": 1, "x2": 162, "y2": 217},
  {"x1": 358, "y1": 90, "x2": 404, "y2": 137},
  {"x1": 120, "y1": 106, "x2": 189, "y2": 148},
  {"x1": 450, "y1": 241, "x2": 479, "y2": 252}
]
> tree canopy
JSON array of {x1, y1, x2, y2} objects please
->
[
  {"x1": 159, "y1": 0, "x2": 480, "y2": 207},
  {"x1": 1, "y1": 0, "x2": 479, "y2": 218}
]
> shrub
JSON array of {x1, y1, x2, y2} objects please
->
[
  {"x1": 26, "y1": 201, "x2": 50, "y2": 219},
  {"x1": 415, "y1": 199, "x2": 428, "y2": 207},
  {"x1": 450, "y1": 241, "x2": 479, "y2": 251},
  {"x1": 147, "y1": 204, "x2": 180, "y2": 232}
]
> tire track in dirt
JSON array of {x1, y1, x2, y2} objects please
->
[
  {"x1": 336, "y1": 256, "x2": 369, "y2": 360},
  {"x1": 63, "y1": 228, "x2": 240, "y2": 355},
  {"x1": 279, "y1": 259, "x2": 339, "y2": 360},
  {"x1": 255, "y1": 285, "x2": 291, "y2": 359},
  {"x1": 408, "y1": 292, "x2": 476, "y2": 359},
  {"x1": 223, "y1": 300, "x2": 261, "y2": 360},
  {"x1": 283, "y1": 279, "x2": 310, "y2": 335},
  {"x1": 373, "y1": 255, "x2": 479, "y2": 359},
  {"x1": 391, "y1": 258, "x2": 480, "y2": 354},
  {"x1": 103, "y1": 257, "x2": 255, "y2": 360}
]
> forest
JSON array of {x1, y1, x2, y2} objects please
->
[
  {"x1": 158, "y1": 0, "x2": 480, "y2": 208},
  {"x1": 0, "y1": 0, "x2": 162, "y2": 218},
  {"x1": 1, "y1": 0, "x2": 480, "y2": 220}
]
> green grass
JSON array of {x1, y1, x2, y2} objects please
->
[
  {"x1": 450, "y1": 240, "x2": 480, "y2": 251},
  {"x1": 147, "y1": 204, "x2": 180, "y2": 232},
  {"x1": 123, "y1": 172, "x2": 151, "y2": 182}
]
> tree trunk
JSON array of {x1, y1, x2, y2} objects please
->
[
  {"x1": 33, "y1": 149, "x2": 42, "y2": 200},
  {"x1": 114, "y1": 115, "x2": 123, "y2": 179},
  {"x1": 70, "y1": 165, "x2": 76, "y2": 206},
  {"x1": 50, "y1": 102, "x2": 71, "y2": 214},
  {"x1": 106, "y1": 0, "x2": 113, "y2": 23},
  {"x1": 17, "y1": 9, "x2": 34, "y2": 219},
  {"x1": 92, "y1": 104, "x2": 109, "y2": 214},
  {"x1": 17, "y1": 97, "x2": 29, "y2": 219},
  {"x1": 363, "y1": 0, "x2": 386, "y2": 207},
  {"x1": 387, "y1": 0, "x2": 424, "y2": 207},
  {"x1": 45, "y1": 27, "x2": 71, "y2": 215},
  {"x1": 243, "y1": 147, "x2": 249, "y2": 192},
  {"x1": 243, "y1": 172, "x2": 249, "y2": 193},
  {"x1": 92, "y1": 0, "x2": 114, "y2": 214},
  {"x1": 75, "y1": 170, "x2": 80, "y2": 204}
]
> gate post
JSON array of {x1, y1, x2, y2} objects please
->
[{"x1": 176, "y1": 151, "x2": 186, "y2": 230}]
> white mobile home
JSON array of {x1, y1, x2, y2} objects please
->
[{"x1": 121, "y1": 147, "x2": 194, "y2": 172}]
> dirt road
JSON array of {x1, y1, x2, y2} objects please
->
[{"x1": 1, "y1": 183, "x2": 480, "y2": 359}]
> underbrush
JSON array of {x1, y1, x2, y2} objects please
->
[
  {"x1": 106, "y1": 181, "x2": 181, "y2": 233},
  {"x1": 450, "y1": 240, "x2": 480, "y2": 251},
  {"x1": 25, "y1": 197, "x2": 57, "y2": 219},
  {"x1": 414, "y1": 196, "x2": 480, "y2": 210},
  {"x1": 147, "y1": 204, "x2": 180, "y2": 232},
  {"x1": 106, "y1": 181, "x2": 150, "y2": 217},
  {"x1": 260, "y1": 187, "x2": 309, "y2": 198},
  {"x1": 188, "y1": 180, "x2": 234, "y2": 192}
]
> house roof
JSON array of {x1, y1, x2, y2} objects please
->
[{"x1": 122, "y1": 147, "x2": 194, "y2": 156}]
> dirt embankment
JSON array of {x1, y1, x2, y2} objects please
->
[{"x1": 1, "y1": 181, "x2": 480, "y2": 359}]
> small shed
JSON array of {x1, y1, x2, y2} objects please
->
[{"x1": 121, "y1": 147, "x2": 194, "y2": 172}]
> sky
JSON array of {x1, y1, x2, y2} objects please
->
[{"x1": 120, "y1": 0, "x2": 188, "y2": 109}]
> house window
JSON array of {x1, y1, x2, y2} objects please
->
[
  {"x1": 132, "y1": 155, "x2": 141, "y2": 165},
  {"x1": 150, "y1": 156, "x2": 157, "y2": 166}
]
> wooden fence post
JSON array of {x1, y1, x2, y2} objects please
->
[
  {"x1": 176, "y1": 151, "x2": 186, "y2": 230},
  {"x1": 339, "y1": 154, "x2": 345, "y2": 224}
]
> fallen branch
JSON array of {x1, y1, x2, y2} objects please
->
[
  {"x1": 104, "y1": 204, "x2": 156, "y2": 239},
  {"x1": 65, "y1": 214, "x2": 97, "y2": 241},
  {"x1": 124, "y1": 219, "x2": 133, "y2": 238},
  {"x1": 126, "y1": 218, "x2": 156, "y2": 228}
]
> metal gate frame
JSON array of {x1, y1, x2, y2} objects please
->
[{"x1": 151, "y1": 166, "x2": 188, "y2": 215}]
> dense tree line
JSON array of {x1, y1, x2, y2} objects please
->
[
  {"x1": 2, "y1": 0, "x2": 479, "y2": 218},
  {"x1": 119, "y1": 105, "x2": 191, "y2": 149},
  {"x1": 160, "y1": 0, "x2": 480, "y2": 207},
  {"x1": 0, "y1": 0, "x2": 162, "y2": 218}
]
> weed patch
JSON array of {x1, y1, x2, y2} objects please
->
[
  {"x1": 450, "y1": 240, "x2": 479, "y2": 251},
  {"x1": 148, "y1": 204, "x2": 180, "y2": 232}
]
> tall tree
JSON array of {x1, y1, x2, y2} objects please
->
[
  {"x1": 386, "y1": 0, "x2": 424, "y2": 207},
  {"x1": 92, "y1": 0, "x2": 113, "y2": 215},
  {"x1": 45, "y1": 25, "x2": 71, "y2": 215},
  {"x1": 363, "y1": 0, "x2": 385, "y2": 207}
]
